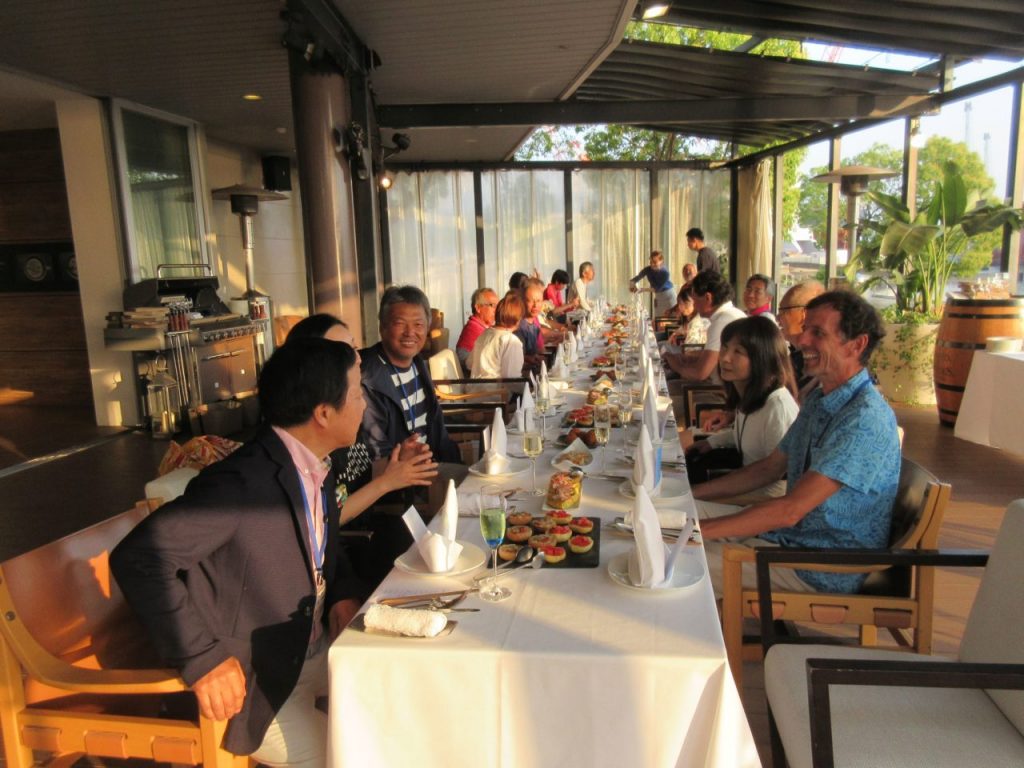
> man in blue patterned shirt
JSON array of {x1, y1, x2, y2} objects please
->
[{"x1": 694, "y1": 290, "x2": 900, "y2": 596}]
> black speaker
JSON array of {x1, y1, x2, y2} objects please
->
[{"x1": 262, "y1": 155, "x2": 292, "y2": 191}]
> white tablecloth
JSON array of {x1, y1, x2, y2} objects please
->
[
  {"x1": 955, "y1": 351, "x2": 1024, "y2": 455},
  {"x1": 328, "y1": 345, "x2": 759, "y2": 768}
]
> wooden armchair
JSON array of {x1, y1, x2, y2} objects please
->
[
  {"x1": 721, "y1": 456, "x2": 951, "y2": 688},
  {"x1": 761, "y1": 499, "x2": 1024, "y2": 768},
  {"x1": 0, "y1": 502, "x2": 246, "y2": 768},
  {"x1": 666, "y1": 381, "x2": 726, "y2": 428}
]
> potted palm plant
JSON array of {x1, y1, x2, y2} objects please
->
[{"x1": 846, "y1": 161, "x2": 1023, "y2": 406}]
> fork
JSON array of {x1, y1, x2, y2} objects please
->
[{"x1": 394, "y1": 593, "x2": 478, "y2": 612}]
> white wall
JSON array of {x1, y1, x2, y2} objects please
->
[
  {"x1": 204, "y1": 140, "x2": 308, "y2": 319},
  {"x1": 56, "y1": 95, "x2": 138, "y2": 426}
]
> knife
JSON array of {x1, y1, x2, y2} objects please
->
[{"x1": 377, "y1": 589, "x2": 477, "y2": 607}]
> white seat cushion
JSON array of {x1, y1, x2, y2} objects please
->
[
  {"x1": 144, "y1": 467, "x2": 198, "y2": 505},
  {"x1": 765, "y1": 644, "x2": 1024, "y2": 768}
]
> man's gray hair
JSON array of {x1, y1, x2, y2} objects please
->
[
  {"x1": 470, "y1": 287, "x2": 495, "y2": 314},
  {"x1": 748, "y1": 273, "x2": 776, "y2": 298},
  {"x1": 378, "y1": 285, "x2": 431, "y2": 327},
  {"x1": 579, "y1": 261, "x2": 593, "y2": 277}
]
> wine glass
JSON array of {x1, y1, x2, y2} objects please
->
[
  {"x1": 535, "y1": 393, "x2": 550, "y2": 433},
  {"x1": 615, "y1": 388, "x2": 632, "y2": 457},
  {"x1": 479, "y1": 484, "x2": 511, "y2": 602},
  {"x1": 594, "y1": 404, "x2": 611, "y2": 472},
  {"x1": 522, "y1": 428, "x2": 545, "y2": 496}
]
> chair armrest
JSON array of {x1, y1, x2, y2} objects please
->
[
  {"x1": 805, "y1": 658, "x2": 1024, "y2": 768},
  {"x1": 755, "y1": 548, "x2": 990, "y2": 652}
]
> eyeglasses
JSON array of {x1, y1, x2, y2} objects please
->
[{"x1": 778, "y1": 304, "x2": 806, "y2": 313}]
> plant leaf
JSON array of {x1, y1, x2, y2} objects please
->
[
  {"x1": 941, "y1": 161, "x2": 968, "y2": 226},
  {"x1": 880, "y1": 221, "x2": 940, "y2": 257}
]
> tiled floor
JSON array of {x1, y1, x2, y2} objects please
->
[{"x1": 0, "y1": 402, "x2": 1020, "y2": 766}]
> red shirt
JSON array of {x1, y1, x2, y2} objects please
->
[
  {"x1": 544, "y1": 283, "x2": 565, "y2": 307},
  {"x1": 456, "y1": 314, "x2": 489, "y2": 354}
]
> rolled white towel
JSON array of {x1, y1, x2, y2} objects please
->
[{"x1": 363, "y1": 604, "x2": 448, "y2": 638}]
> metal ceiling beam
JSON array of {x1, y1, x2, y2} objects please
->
[
  {"x1": 378, "y1": 93, "x2": 934, "y2": 129},
  {"x1": 654, "y1": 1, "x2": 1024, "y2": 59}
]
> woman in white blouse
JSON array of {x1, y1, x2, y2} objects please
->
[
  {"x1": 686, "y1": 316, "x2": 798, "y2": 498},
  {"x1": 470, "y1": 293, "x2": 525, "y2": 380}
]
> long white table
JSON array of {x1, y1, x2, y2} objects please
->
[
  {"x1": 955, "y1": 351, "x2": 1024, "y2": 455},
  {"x1": 328, "y1": 348, "x2": 759, "y2": 768}
]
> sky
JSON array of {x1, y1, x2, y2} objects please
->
[{"x1": 800, "y1": 45, "x2": 1023, "y2": 197}]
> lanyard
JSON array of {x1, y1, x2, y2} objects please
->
[
  {"x1": 296, "y1": 474, "x2": 328, "y2": 583},
  {"x1": 803, "y1": 376, "x2": 872, "y2": 473}
]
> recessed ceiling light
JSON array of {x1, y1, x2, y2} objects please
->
[
  {"x1": 242, "y1": 93, "x2": 263, "y2": 101},
  {"x1": 640, "y1": 1, "x2": 670, "y2": 20}
]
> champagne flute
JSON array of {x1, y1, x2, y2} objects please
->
[
  {"x1": 615, "y1": 388, "x2": 632, "y2": 457},
  {"x1": 535, "y1": 394, "x2": 550, "y2": 433},
  {"x1": 522, "y1": 429, "x2": 545, "y2": 496},
  {"x1": 594, "y1": 404, "x2": 611, "y2": 472},
  {"x1": 479, "y1": 484, "x2": 511, "y2": 602}
]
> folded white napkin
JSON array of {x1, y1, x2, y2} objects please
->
[
  {"x1": 627, "y1": 485, "x2": 665, "y2": 588},
  {"x1": 402, "y1": 480, "x2": 463, "y2": 573},
  {"x1": 567, "y1": 331, "x2": 578, "y2": 363},
  {"x1": 552, "y1": 436, "x2": 594, "y2": 470},
  {"x1": 640, "y1": 342, "x2": 649, "y2": 369},
  {"x1": 484, "y1": 407, "x2": 510, "y2": 474},
  {"x1": 643, "y1": 379, "x2": 661, "y2": 444},
  {"x1": 550, "y1": 345, "x2": 568, "y2": 379},
  {"x1": 660, "y1": 518, "x2": 694, "y2": 587},
  {"x1": 364, "y1": 604, "x2": 448, "y2": 637},
  {"x1": 631, "y1": 427, "x2": 661, "y2": 500},
  {"x1": 539, "y1": 361, "x2": 550, "y2": 400}
]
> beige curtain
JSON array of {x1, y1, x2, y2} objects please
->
[{"x1": 736, "y1": 159, "x2": 773, "y2": 290}]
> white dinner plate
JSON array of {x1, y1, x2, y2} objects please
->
[
  {"x1": 394, "y1": 541, "x2": 487, "y2": 577},
  {"x1": 606, "y1": 551, "x2": 705, "y2": 593},
  {"x1": 617, "y1": 477, "x2": 691, "y2": 504},
  {"x1": 467, "y1": 456, "x2": 532, "y2": 477}
]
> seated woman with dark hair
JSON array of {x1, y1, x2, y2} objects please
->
[
  {"x1": 685, "y1": 316, "x2": 799, "y2": 499},
  {"x1": 286, "y1": 314, "x2": 438, "y2": 524},
  {"x1": 665, "y1": 283, "x2": 709, "y2": 345},
  {"x1": 470, "y1": 294, "x2": 526, "y2": 380},
  {"x1": 544, "y1": 268, "x2": 579, "y2": 317}
]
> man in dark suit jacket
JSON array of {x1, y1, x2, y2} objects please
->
[{"x1": 112, "y1": 338, "x2": 366, "y2": 766}]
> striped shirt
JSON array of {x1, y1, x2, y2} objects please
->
[{"x1": 389, "y1": 362, "x2": 429, "y2": 433}]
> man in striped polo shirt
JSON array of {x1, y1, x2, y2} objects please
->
[{"x1": 360, "y1": 285, "x2": 461, "y2": 464}]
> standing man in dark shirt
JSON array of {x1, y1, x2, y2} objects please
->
[
  {"x1": 687, "y1": 227, "x2": 720, "y2": 274},
  {"x1": 630, "y1": 249, "x2": 676, "y2": 315},
  {"x1": 360, "y1": 285, "x2": 461, "y2": 463}
]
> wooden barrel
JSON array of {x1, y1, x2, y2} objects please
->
[{"x1": 934, "y1": 297, "x2": 1024, "y2": 425}]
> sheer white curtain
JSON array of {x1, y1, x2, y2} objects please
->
[
  {"x1": 571, "y1": 169, "x2": 649, "y2": 305},
  {"x1": 387, "y1": 167, "x2": 733, "y2": 338},
  {"x1": 488, "y1": 171, "x2": 566, "y2": 290},
  {"x1": 654, "y1": 169, "x2": 731, "y2": 280},
  {"x1": 736, "y1": 160, "x2": 773, "y2": 290},
  {"x1": 387, "y1": 171, "x2": 477, "y2": 332}
]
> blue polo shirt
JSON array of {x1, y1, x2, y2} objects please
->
[
  {"x1": 514, "y1": 318, "x2": 541, "y2": 356},
  {"x1": 763, "y1": 368, "x2": 900, "y2": 592}
]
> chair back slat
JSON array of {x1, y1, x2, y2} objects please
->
[
  {"x1": 0, "y1": 503, "x2": 158, "y2": 669},
  {"x1": 888, "y1": 457, "x2": 949, "y2": 551}
]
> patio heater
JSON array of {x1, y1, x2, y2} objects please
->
[
  {"x1": 211, "y1": 184, "x2": 288, "y2": 360},
  {"x1": 812, "y1": 165, "x2": 898, "y2": 281}
]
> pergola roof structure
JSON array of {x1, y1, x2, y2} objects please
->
[{"x1": 0, "y1": 0, "x2": 1021, "y2": 162}]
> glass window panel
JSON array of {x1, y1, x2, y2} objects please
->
[
  {"x1": 418, "y1": 172, "x2": 463, "y2": 328},
  {"x1": 114, "y1": 105, "x2": 206, "y2": 282},
  {"x1": 386, "y1": 172, "x2": 424, "y2": 288}
]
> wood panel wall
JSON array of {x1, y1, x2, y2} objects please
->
[
  {"x1": 0, "y1": 130, "x2": 91, "y2": 408},
  {"x1": 0, "y1": 129, "x2": 72, "y2": 243}
]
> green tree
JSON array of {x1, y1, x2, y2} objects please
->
[{"x1": 796, "y1": 137, "x2": 999, "y2": 275}]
